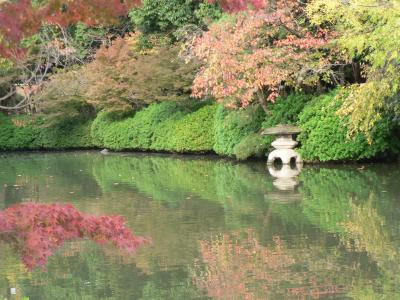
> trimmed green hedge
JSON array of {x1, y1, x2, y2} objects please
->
[
  {"x1": 213, "y1": 105, "x2": 265, "y2": 157},
  {"x1": 298, "y1": 90, "x2": 400, "y2": 162},
  {"x1": 91, "y1": 102, "x2": 265, "y2": 156},
  {"x1": 91, "y1": 102, "x2": 183, "y2": 150},
  {"x1": 37, "y1": 119, "x2": 94, "y2": 149},
  {"x1": 0, "y1": 114, "x2": 93, "y2": 151},
  {"x1": 151, "y1": 104, "x2": 216, "y2": 152},
  {"x1": 259, "y1": 90, "x2": 399, "y2": 162},
  {"x1": 91, "y1": 102, "x2": 217, "y2": 153},
  {"x1": 233, "y1": 133, "x2": 267, "y2": 161},
  {"x1": 0, "y1": 115, "x2": 38, "y2": 150}
]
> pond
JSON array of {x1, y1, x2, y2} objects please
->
[{"x1": 0, "y1": 152, "x2": 399, "y2": 299}]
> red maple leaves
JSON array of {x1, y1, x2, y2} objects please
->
[
  {"x1": 0, "y1": 0, "x2": 42, "y2": 59},
  {"x1": 0, "y1": 0, "x2": 141, "y2": 59},
  {"x1": 0, "y1": 202, "x2": 148, "y2": 270}
]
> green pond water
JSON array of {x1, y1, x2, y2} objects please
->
[{"x1": 0, "y1": 152, "x2": 399, "y2": 299}]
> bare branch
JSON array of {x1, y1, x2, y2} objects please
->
[
  {"x1": 0, "y1": 89, "x2": 16, "y2": 102},
  {"x1": 0, "y1": 96, "x2": 29, "y2": 110}
]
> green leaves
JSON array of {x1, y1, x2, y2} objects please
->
[
  {"x1": 297, "y1": 90, "x2": 398, "y2": 162},
  {"x1": 307, "y1": 0, "x2": 400, "y2": 136},
  {"x1": 90, "y1": 102, "x2": 217, "y2": 153},
  {"x1": 129, "y1": 0, "x2": 221, "y2": 34}
]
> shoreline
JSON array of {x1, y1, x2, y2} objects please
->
[{"x1": 1, "y1": 148, "x2": 397, "y2": 165}]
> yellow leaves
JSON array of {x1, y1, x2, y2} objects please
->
[
  {"x1": 338, "y1": 81, "x2": 391, "y2": 140},
  {"x1": 0, "y1": 56, "x2": 13, "y2": 70},
  {"x1": 342, "y1": 194, "x2": 398, "y2": 268},
  {"x1": 306, "y1": 0, "x2": 343, "y2": 26},
  {"x1": 309, "y1": 0, "x2": 400, "y2": 137}
]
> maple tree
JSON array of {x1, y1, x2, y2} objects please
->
[
  {"x1": 0, "y1": 0, "x2": 142, "y2": 113},
  {"x1": 82, "y1": 34, "x2": 197, "y2": 112},
  {"x1": 0, "y1": 0, "x2": 141, "y2": 60},
  {"x1": 191, "y1": 0, "x2": 331, "y2": 112},
  {"x1": 0, "y1": 202, "x2": 148, "y2": 270}
]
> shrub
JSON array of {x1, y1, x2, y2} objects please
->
[
  {"x1": 262, "y1": 92, "x2": 312, "y2": 151},
  {"x1": 151, "y1": 104, "x2": 217, "y2": 152},
  {"x1": 91, "y1": 102, "x2": 216, "y2": 153},
  {"x1": 0, "y1": 115, "x2": 38, "y2": 150},
  {"x1": 234, "y1": 133, "x2": 267, "y2": 160},
  {"x1": 0, "y1": 114, "x2": 93, "y2": 150},
  {"x1": 36, "y1": 119, "x2": 94, "y2": 149},
  {"x1": 91, "y1": 102, "x2": 183, "y2": 150},
  {"x1": 213, "y1": 105, "x2": 265, "y2": 157},
  {"x1": 298, "y1": 90, "x2": 400, "y2": 162}
]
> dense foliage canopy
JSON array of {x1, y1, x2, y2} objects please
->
[
  {"x1": 191, "y1": 1, "x2": 331, "y2": 112},
  {"x1": 307, "y1": 0, "x2": 400, "y2": 137},
  {"x1": 0, "y1": 0, "x2": 140, "y2": 59}
]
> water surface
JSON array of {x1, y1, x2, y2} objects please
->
[{"x1": 0, "y1": 152, "x2": 399, "y2": 299}]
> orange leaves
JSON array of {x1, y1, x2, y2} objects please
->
[
  {"x1": 275, "y1": 30, "x2": 329, "y2": 50},
  {"x1": 193, "y1": 230, "x2": 295, "y2": 299},
  {"x1": 191, "y1": 5, "x2": 330, "y2": 109},
  {"x1": 81, "y1": 35, "x2": 197, "y2": 112}
]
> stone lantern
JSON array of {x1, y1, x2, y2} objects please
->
[{"x1": 262, "y1": 124, "x2": 302, "y2": 165}]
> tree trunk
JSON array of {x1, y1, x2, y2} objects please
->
[
  {"x1": 256, "y1": 90, "x2": 270, "y2": 115},
  {"x1": 352, "y1": 62, "x2": 362, "y2": 83}
]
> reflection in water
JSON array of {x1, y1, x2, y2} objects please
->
[
  {"x1": 0, "y1": 203, "x2": 148, "y2": 270},
  {"x1": 0, "y1": 153, "x2": 399, "y2": 299},
  {"x1": 194, "y1": 230, "x2": 347, "y2": 299},
  {"x1": 268, "y1": 163, "x2": 302, "y2": 191}
]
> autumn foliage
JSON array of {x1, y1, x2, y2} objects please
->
[
  {"x1": 0, "y1": 0, "x2": 141, "y2": 59},
  {"x1": 83, "y1": 35, "x2": 197, "y2": 112},
  {"x1": 192, "y1": 1, "x2": 329, "y2": 111},
  {"x1": 193, "y1": 230, "x2": 347, "y2": 299},
  {"x1": 0, "y1": 202, "x2": 148, "y2": 270}
]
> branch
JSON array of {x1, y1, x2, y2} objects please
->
[
  {"x1": 0, "y1": 89, "x2": 16, "y2": 102},
  {"x1": 0, "y1": 96, "x2": 29, "y2": 110}
]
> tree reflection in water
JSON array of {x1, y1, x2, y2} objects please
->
[
  {"x1": 193, "y1": 229, "x2": 347, "y2": 299},
  {"x1": 0, "y1": 203, "x2": 149, "y2": 270}
]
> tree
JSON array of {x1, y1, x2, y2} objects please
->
[
  {"x1": 35, "y1": 67, "x2": 95, "y2": 121},
  {"x1": 82, "y1": 34, "x2": 198, "y2": 112},
  {"x1": 307, "y1": 0, "x2": 400, "y2": 137},
  {"x1": 129, "y1": 0, "x2": 221, "y2": 34},
  {"x1": 0, "y1": 0, "x2": 141, "y2": 60},
  {"x1": 0, "y1": 25, "x2": 88, "y2": 113},
  {"x1": 0, "y1": 0, "x2": 141, "y2": 113},
  {"x1": 190, "y1": 2, "x2": 330, "y2": 112},
  {"x1": 0, "y1": 202, "x2": 148, "y2": 270}
]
